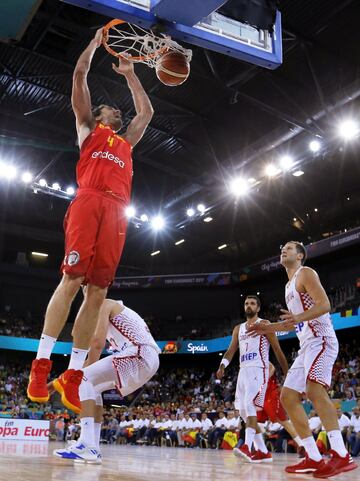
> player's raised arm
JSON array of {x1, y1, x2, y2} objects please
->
[
  {"x1": 72, "y1": 28, "x2": 103, "y2": 145},
  {"x1": 216, "y1": 324, "x2": 239, "y2": 379},
  {"x1": 112, "y1": 56, "x2": 154, "y2": 146}
]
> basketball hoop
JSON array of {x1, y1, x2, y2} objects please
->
[{"x1": 102, "y1": 19, "x2": 192, "y2": 68}]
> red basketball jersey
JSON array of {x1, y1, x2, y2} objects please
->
[{"x1": 76, "y1": 123, "x2": 133, "y2": 203}]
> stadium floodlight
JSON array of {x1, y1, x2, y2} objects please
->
[
  {"x1": 66, "y1": 186, "x2": 75, "y2": 196},
  {"x1": 218, "y1": 244, "x2": 227, "y2": 250},
  {"x1": 21, "y1": 172, "x2": 33, "y2": 183},
  {"x1": 151, "y1": 215, "x2": 165, "y2": 231},
  {"x1": 52, "y1": 182, "x2": 61, "y2": 190},
  {"x1": 279, "y1": 155, "x2": 294, "y2": 171},
  {"x1": 125, "y1": 205, "x2": 136, "y2": 218},
  {"x1": 186, "y1": 208, "x2": 195, "y2": 217},
  {"x1": 229, "y1": 177, "x2": 250, "y2": 197},
  {"x1": 140, "y1": 214, "x2": 149, "y2": 222},
  {"x1": 309, "y1": 140, "x2": 321, "y2": 152},
  {"x1": 338, "y1": 119, "x2": 359, "y2": 140},
  {"x1": 293, "y1": 170, "x2": 304, "y2": 177},
  {"x1": 197, "y1": 203, "x2": 206, "y2": 213},
  {"x1": 204, "y1": 216, "x2": 213, "y2": 223},
  {"x1": 151, "y1": 250, "x2": 160, "y2": 256},
  {"x1": 265, "y1": 164, "x2": 281, "y2": 177},
  {"x1": 248, "y1": 177, "x2": 257, "y2": 184},
  {"x1": 0, "y1": 163, "x2": 17, "y2": 180},
  {"x1": 39, "y1": 178, "x2": 47, "y2": 187},
  {"x1": 175, "y1": 239, "x2": 185, "y2": 245}
]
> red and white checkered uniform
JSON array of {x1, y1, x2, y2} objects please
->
[
  {"x1": 82, "y1": 302, "x2": 160, "y2": 397},
  {"x1": 235, "y1": 320, "x2": 269, "y2": 420},
  {"x1": 284, "y1": 267, "x2": 339, "y2": 392}
]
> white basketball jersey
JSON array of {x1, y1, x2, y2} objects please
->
[
  {"x1": 238, "y1": 319, "x2": 270, "y2": 368},
  {"x1": 285, "y1": 267, "x2": 336, "y2": 347},
  {"x1": 107, "y1": 301, "x2": 161, "y2": 354}
]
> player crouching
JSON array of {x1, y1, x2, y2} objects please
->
[{"x1": 53, "y1": 297, "x2": 160, "y2": 463}]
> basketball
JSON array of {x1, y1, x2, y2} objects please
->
[{"x1": 155, "y1": 51, "x2": 190, "y2": 86}]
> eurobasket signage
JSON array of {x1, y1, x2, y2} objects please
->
[
  {"x1": 112, "y1": 272, "x2": 232, "y2": 289},
  {"x1": 0, "y1": 419, "x2": 49, "y2": 441},
  {"x1": 0, "y1": 312, "x2": 358, "y2": 355}
]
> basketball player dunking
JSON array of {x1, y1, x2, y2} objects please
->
[
  {"x1": 27, "y1": 27, "x2": 154, "y2": 413},
  {"x1": 217, "y1": 295, "x2": 288, "y2": 463},
  {"x1": 249, "y1": 241, "x2": 357, "y2": 477},
  {"x1": 53, "y1": 295, "x2": 160, "y2": 463}
]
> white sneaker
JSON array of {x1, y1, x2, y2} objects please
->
[{"x1": 53, "y1": 443, "x2": 101, "y2": 464}]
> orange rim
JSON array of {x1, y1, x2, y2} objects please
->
[{"x1": 102, "y1": 18, "x2": 168, "y2": 62}]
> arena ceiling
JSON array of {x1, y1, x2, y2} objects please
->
[{"x1": 0, "y1": 0, "x2": 360, "y2": 275}]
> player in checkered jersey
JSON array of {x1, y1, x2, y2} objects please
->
[
  {"x1": 249, "y1": 241, "x2": 357, "y2": 478},
  {"x1": 53, "y1": 296, "x2": 160, "y2": 463}
]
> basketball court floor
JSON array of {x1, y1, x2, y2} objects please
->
[{"x1": 0, "y1": 442, "x2": 359, "y2": 481}]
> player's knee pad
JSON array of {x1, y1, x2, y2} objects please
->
[
  {"x1": 79, "y1": 377, "x2": 96, "y2": 402},
  {"x1": 95, "y1": 391, "x2": 103, "y2": 407},
  {"x1": 246, "y1": 403, "x2": 257, "y2": 418}
]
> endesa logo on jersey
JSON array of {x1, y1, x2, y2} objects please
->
[{"x1": 91, "y1": 151, "x2": 125, "y2": 168}]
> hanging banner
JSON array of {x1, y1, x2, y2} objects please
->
[
  {"x1": 112, "y1": 272, "x2": 232, "y2": 289},
  {"x1": 239, "y1": 226, "x2": 360, "y2": 280}
]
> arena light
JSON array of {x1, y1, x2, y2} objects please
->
[
  {"x1": 186, "y1": 208, "x2": 195, "y2": 217},
  {"x1": 229, "y1": 177, "x2": 249, "y2": 197},
  {"x1": 125, "y1": 205, "x2": 136, "y2": 218},
  {"x1": 218, "y1": 244, "x2": 227, "y2": 250},
  {"x1": 31, "y1": 251, "x2": 48, "y2": 258},
  {"x1": 204, "y1": 216, "x2": 213, "y2": 223},
  {"x1": 140, "y1": 214, "x2": 149, "y2": 222},
  {"x1": 265, "y1": 164, "x2": 281, "y2": 177},
  {"x1": 21, "y1": 172, "x2": 33, "y2": 183},
  {"x1": 338, "y1": 119, "x2": 359, "y2": 140},
  {"x1": 175, "y1": 239, "x2": 185, "y2": 246},
  {"x1": 293, "y1": 170, "x2": 304, "y2": 177},
  {"x1": 248, "y1": 177, "x2": 257, "y2": 184},
  {"x1": 197, "y1": 203, "x2": 206, "y2": 214},
  {"x1": 66, "y1": 186, "x2": 75, "y2": 196},
  {"x1": 0, "y1": 163, "x2": 17, "y2": 180},
  {"x1": 279, "y1": 155, "x2": 294, "y2": 171},
  {"x1": 39, "y1": 178, "x2": 47, "y2": 187},
  {"x1": 52, "y1": 182, "x2": 61, "y2": 191},
  {"x1": 150, "y1": 250, "x2": 160, "y2": 256},
  {"x1": 309, "y1": 140, "x2": 321, "y2": 152},
  {"x1": 151, "y1": 215, "x2": 165, "y2": 231}
]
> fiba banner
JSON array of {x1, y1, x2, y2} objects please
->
[
  {"x1": 239, "y1": 226, "x2": 360, "y2": 279},
  {"x1": 112, "y1": 272, "x2": 232, "y2": 289},
  {"x1": 0, "y1": 419, "x2": 49, "y2": 441}
]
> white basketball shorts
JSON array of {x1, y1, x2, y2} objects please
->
[
  {"x1": 235, "y1": 366, "x2": 269, "y2": 420},
  {"x1": 83, "y1": 344, "x2": 159, "y2": 397},
  {"x1": 283, "y1": 336, "x2": 339, "y2": 393}
]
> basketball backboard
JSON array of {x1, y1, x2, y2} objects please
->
[{"x1": 61, "y1": 0, "x2": 282, "y2": 69}]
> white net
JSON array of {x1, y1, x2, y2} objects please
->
[{"x1": 105, "y1": 22, "x2": 192, "y2": 68}]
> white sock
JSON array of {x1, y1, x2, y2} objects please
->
[
  {"x1": 245, "y1": 427, "x2": 256, "y2": 450},
  {"x1": 36, "y1": 333, "x2": 57, "y2": 360},
  {"x1": 294, "y1": 435, "x2": 304, "y2": 447},
  {"x1": 302, "y1": 436, "x2": 322, "y2": 461},
  {"x1": 94, "y1": 423, "x2": 102, "y2": 451},
  {"x1": 328, "y1": 430, "x2": 347, "y2": 457},
  {"x1": 68, "y1": 348, "x2": 88, "y2": 370},
  {"x1": 79, "y1": 417, "x2": 95, "y2": 447},
  {"x1": 254, "y1": 433, "x2": 268, "y2": 453}
]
